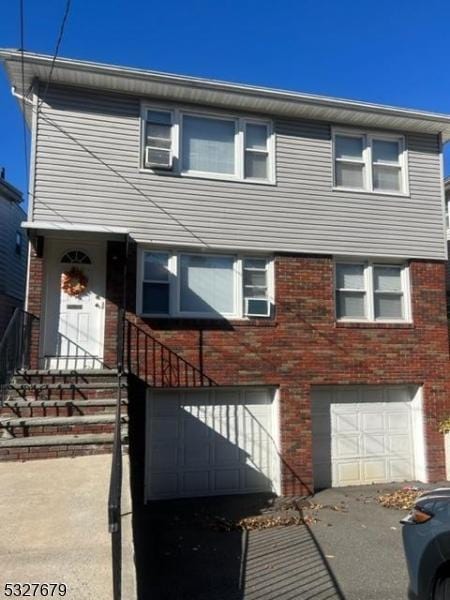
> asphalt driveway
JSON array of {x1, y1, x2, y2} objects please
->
[{"x1": 132, "y1": 483, "x2": 438, "y2": 600}]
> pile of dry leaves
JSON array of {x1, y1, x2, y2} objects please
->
[
  {"x1": 208, "y1": 498, "x2": 349, "y2": 531},
  {"x1": 377, "y1": 487, "x2": 424, "y2": 510},
  {"x1": 210, "y1": 512, "x2": 314, "y2": 532}
]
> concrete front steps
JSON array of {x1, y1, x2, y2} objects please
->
[{"x1": 0, "y1": 369, "x2": 128, "y2": 461}]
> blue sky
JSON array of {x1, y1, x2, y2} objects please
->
[{"x1": 1, "y1": 0, "x2": 450, "y2": 204}]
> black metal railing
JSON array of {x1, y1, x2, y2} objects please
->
[
  {"x1": 108, "y1": 309, "x2": 125, "y2": 600},
  {"x1": 0, "y1": 308, "x2": 39, "y2": 404},
  {"x1": 123, "y1": 318, "x2": 216, "y2": 388}
]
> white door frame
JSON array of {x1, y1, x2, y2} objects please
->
[{"x1": 41, "y1": 238, "x2": 106, "y2": 369}]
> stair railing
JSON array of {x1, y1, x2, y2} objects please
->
[
  {"x1": 0, "y1": 308, "x2": 39, "y2": 405},
  {"x1": 123, "y1": 318, "x2": 216, "y2": 388},
  {"x1": 108, "y1": 308, "x2": 125, "y2": 600}
]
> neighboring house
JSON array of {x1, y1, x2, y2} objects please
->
[
  {"x1": 1, "y1": 49, "x2": 450, "y2": 500},
  {"x1": 445, "y1": 177, "x2": 450, "y2": 294},
  {"x1": 0, "y1": 170, "x2": 27, "y2": 334}
]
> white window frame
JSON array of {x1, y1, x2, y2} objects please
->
[
  {"x1": 335, "y1": 258, "x2": 411, "y2": 323},
  {"x1": 332, "y1": 128, "x2": 408, "y2": 196},
  {"x1": 143, "y1": 109, "x2": 175, "y2": 170},
  {"x1": 140, "y1": 250, "x2": 172, "y2": 316},
  {"x1": 137, "y1": 248, "x2": 274, "y2": 319},
  {"x1": 140, "y1": 103, "x2": 275, "y2": 184}
]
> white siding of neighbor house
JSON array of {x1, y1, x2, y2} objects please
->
[{"x1": 31, "y1": 85, "x2": 446, "y2": 259}]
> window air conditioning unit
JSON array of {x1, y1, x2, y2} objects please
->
[
  {"x1": 245, "y1": 298, "x2": 271, "y2": 317},
  {"x1": 145, "y1": 146, "x2": 173, "y2": 170}
]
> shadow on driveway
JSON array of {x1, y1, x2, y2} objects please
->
[{"x1": 132, "y1": 493, "x2": 346, "y2": 600}]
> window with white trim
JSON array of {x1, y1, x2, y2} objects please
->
[
  {"x1": 141, "y1": 106, "x2": 274, "y2": 183},
  {"x1": 144, "y1": 110, "x2": 173, "y2": 169},
  {"x1": 335, "y1": 260, "x2": 410, "y2": 322},
  {"x1": 333, "y1": 130, "x2": 407, "y2": 194},
  {"x1": 138, "y1": 250, "x2": 273, "y2": 318}
]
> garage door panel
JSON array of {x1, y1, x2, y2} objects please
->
[
  {"x1": 152, "y1": 396, "x2": 180, "y2": 415},
  {"x1": 244, "y1": 468, "x2": 270, "y2": 490},
  {"x1": 363, "y1": 459, "x2": 388, "y2": 481},
  {"x1": 312, "y1": 386, "x2": 419, "y2": 488},
  {"x1": 183, "y1": 414, "x2": 211, "y2": 440},
  {"x1": 334, "y1": 435, "x2": 360, "y2": 458},
  {"x1": 361, "y1": 412, "x2": 384, "y2": 431},
  {"x1": 390, "y1": 459, "x2": 413, "y2": 480},
  {"x1": 152, "y1": 418, "x2": 178, "y2": 441},
  {"x1": 362, "y1": 434, "x2": 386, "y2": 456},
  {"x1": 215, "y1": 470, "x2": 240, "y2": 491},
  {"x1": 388, "y1": 434, "x2": 411, "y2": 454},
  {"x1": 334, "y1": 412, "x2": 359, "y2": 433},
  {"x1": 150, "y1": 444, "x2": 178, "y2": 468},
  {"x1": 183, "y1": 443, "x2": 211, "y2": 467},
  {"x1": 387, "y1": 412, "x2": 410, "y2": 432},
  {"x1": 335, "y1": 462, "x2": 361, "y2": 485},
  {"x1": 151, "y1": 472, "x2": 178, "y2": 497},
  {"x1": 146, "y1": 388, "x2": 278, "y2": 500},
  {"x1": 215, "y1": 441, "x2": 240, "y2": 464},
  {"x1": 182, "y1": 471, "x2": 210, "y2": 494}
]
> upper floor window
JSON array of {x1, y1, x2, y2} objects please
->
[
  {"x1": 141, "y1": 106, "x2": 275, "y2": 184},
  {"x1": 335, "y1": 260, "x2": 411, "y2": 322},
  {"x1": 333, "y1": 130, "x2": 407, "y2": 195},
  {"x1": 138, "y1": 249, "x2": 274, "y2": 318},
  {"x1": 15, "y1": 231, "x2": 22, "y2": 255}
]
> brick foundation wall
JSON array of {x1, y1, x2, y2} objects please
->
[{"x1": 29, "y1": 239, "x2": 450, "y2": 493}]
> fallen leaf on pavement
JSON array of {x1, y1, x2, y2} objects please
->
[{"x1": 378, "y1": 488, "x2": 424, "y2": 510}]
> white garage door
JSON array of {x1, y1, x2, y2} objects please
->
[
  {"x1": 145, "y1": 388, "x2": 280, "y2": 500},
  {"x1": 312, "y1": 386, "x2": 423, "y2": 488}
]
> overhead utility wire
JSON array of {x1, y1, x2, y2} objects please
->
[
  {"x1": 18, "y1": 0, "x2": 29, "y2": 193},
  {"x1": 38, "y1": 0, "x2": 72, "y2": 110}
]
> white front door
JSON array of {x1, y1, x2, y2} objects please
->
[{"x1": 43, "y1": 241, "x2": 106, "y2": 369}]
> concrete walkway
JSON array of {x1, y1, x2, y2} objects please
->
[{"x1": 0, "y1": 454, "x2": 136, "y2": 600}]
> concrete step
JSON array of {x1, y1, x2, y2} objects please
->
[
  {"x1": 0, "y1": 398, "x2": 128, "y2": 419},
  {"x1": 0, "y1": 432, "x2": 127, "y2": 448},
  {"x1": 2, "y1": 398, "x2": 127, "y2": 408},
  {"x1": 0, "y1": 414, "x2": 128, "y2": 428},
  {"x1": 16, "y1": 369, "x2": 119, "y2": 376},
  {"x1": 8, "y1": 382, "x2": 125, "y2": 391}
]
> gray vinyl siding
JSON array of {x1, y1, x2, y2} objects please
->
[
  {"x1": 0, "y1": 198, "x2": 27, "y2": 301},
  {"x1": 32, "y1": 85, "x2": 447, "y2": 260}
]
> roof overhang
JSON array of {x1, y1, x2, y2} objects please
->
[
  {"x1": 22, "y1": 220, "x2": 129, "y2": 236},
  {"x1": 2, "y1": 49, "x2": 450, "y2": 140},
  {"x1": 0, "y1": 177, "x2": 23, "y2": 203}
]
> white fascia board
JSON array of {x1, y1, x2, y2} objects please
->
[
  {"x1": 21, "y1": 220, "x2": 129, "y2": 235},
  {"x1": 2, "y1": 50, "x2": 450, "y2": 139}
]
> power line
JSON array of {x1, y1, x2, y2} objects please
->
[
  {"x1": 19, "y1": 0, "x2": 28, "y2": 197},
  {"x1": 38, "y1": 0, "x2": 72, "y2": 110}
]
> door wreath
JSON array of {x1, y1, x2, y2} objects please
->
[{"x1": 61, "y1": 267, "x2": 89, "y2": 297}]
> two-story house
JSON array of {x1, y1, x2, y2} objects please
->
[
  {"x1": 1, "y1": 49, "x2": 450, "y2": 500},
  {"x1": 0, "y1": 170, "x2": 27, "y2": 334}
]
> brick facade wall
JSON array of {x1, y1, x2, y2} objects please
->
[
  {"x1": 28, "y1": 239, "x2": 450, "y2": 492},
  {"x1": 112, "y1": 243, "x2": 450, "y2": 494},
  {"x1": 27, "y1": 236, "x2": 45, "y2": 369}
]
